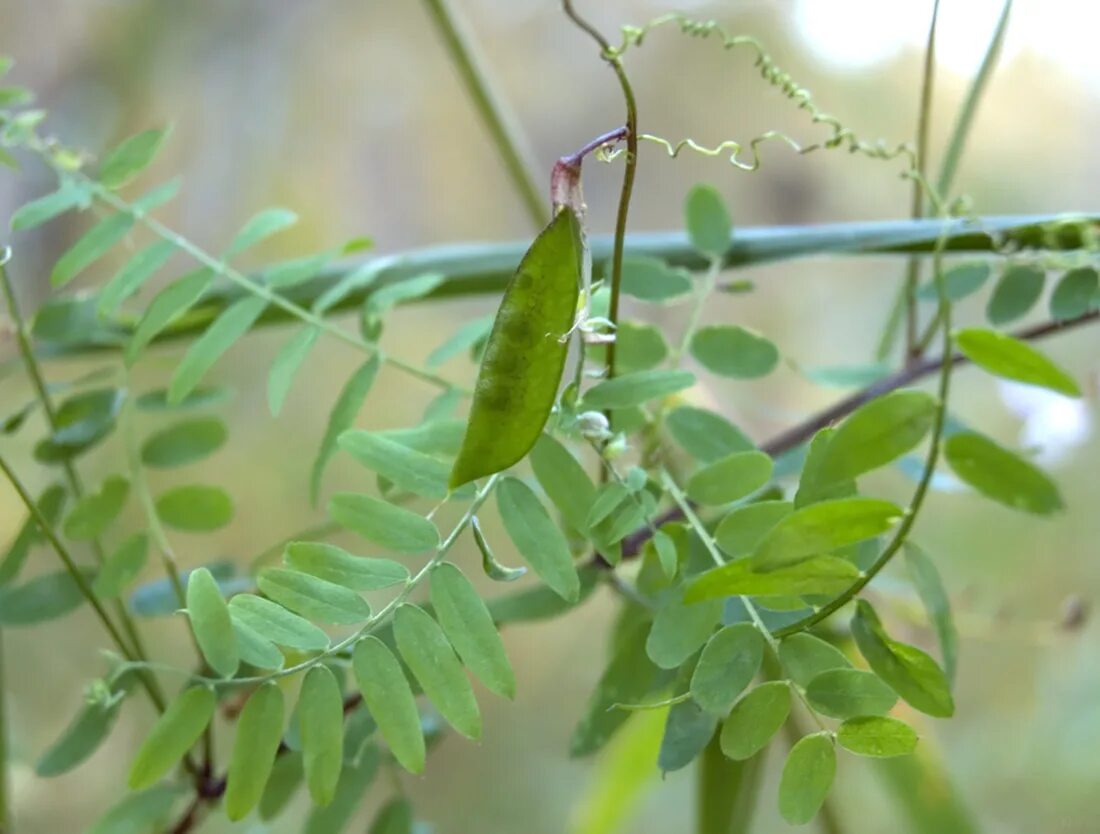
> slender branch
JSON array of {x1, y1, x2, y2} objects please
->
[
  {"x1": 561, "y1": 0, "x2": 639, "y2": 384},
  {"x1": 615, "y1": 307, "x2": 1099, "y2": 562},
  {"x1": 421, "y1": 0, "x2": 548, "y2": 230},
  {"x1": 0, "y1": 632, "x2": 8, "y2": 834},
  {"x1": 905, "y1": 0, "x2": 940, "y2": 362}
]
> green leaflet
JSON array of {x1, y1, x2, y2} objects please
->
[
  {"x1": 369, "y1": 798, "x2": 414, "y2": 834},
  {"x1": 10, "y1": 180, "x2": 90, "y2": 231},
  {"x1": 690, "y1": 325, "x2": 779, "y2": 378},
  {"x1": 426, "y1": 314, "x2": 495, "y2": 368},
  {"x1": 752, "y1": 497, "x2": 902, "y2": 570},
  {"x1": 529, "y1": 433, "x2": 597, "y2": 534},
  {"x1": 814, "y1": 390, "x2": 939, "y2": 483},
  {"x1": 581, "y1": 369, "x2": 695, "y2": 410},
  {"x1": 917, "y1": 262, "x2": 990, "y2": 302},
  {"x1": 852, "y1": 600, "x2": 954, "y2": 717},
  {"x1": 393, "y1": 604, "x2": 481, "y2": 739},
  {"x1": 943, "y1": 431, "x2": 1063, "y2": 515},
  {"x1": 658, "y1": 698, "x2": 716, "y2": 774},
  {"x1": 685, "y1": 184, "x2": 733, "y2": 259},
  {"x1": 268, "y1": 325, "x2": 320, "y2": 416},
  {"x1": 685, "y1": 555, "x2": 860, "y2": 602},
  {"x1": 690, "y1": 624, "x2": 764, "y2": 715},
  {"x1": 125, "y1": 268, "x2": 213, "y2": 363},
  {"x1": 615, "y1": 320, "x2": 669, "y2": 372},
  {"x1": 284, "y1": 541, "x2": 408, "y2": 592},
  {"x1": 264, "y1": 252, "x2": 334, "y2": 291},
  {"x1": 233, "y1": 619, "x2": 285, "y2": 670},
  {"x1": 570, "y1": 623, "x2": 667, "y2": 757},
  {"x1": 686, "y1": 450, "x2": 773, "y2": 506},
  {"x1": 97, "y1": 240, "x2": 176, "y2": 317},
  {"x1": 35, "y1": 675, "x2": 131, "y2": 777},
  {"x1": 714, "y1": 500, "x2": 793, "y2": 559},
  {"x1": 804, "y1": 668, "x2": 897, "y2": 719},
  {"x1": 449, "y1": 208, "x2": 582, "y2": 488},
  {"x1": 328, "y1": 493, "x2": 439, "y2": 553},
  {"x1": 128, "y1": 686, "x2": 216, "y2": 789},
  {"x1": 645, "y1": 590, "x2": 722, "y2": 670},
  {"x1": 904, "y1": 541, "x2": 958, "y2": 685},
  {"x1": 228, "y1": 594, "x2": 330, "y2": 651},
  {"x1": 98, "y1": 127, "x2": 170, "y2": 189},
  {"x1": 186, "y1": 566, "x2": 239, "y2": 678},
  {"x1": 87, "y1": 785, "x2": 186, "y2": 834},
  {"x1": 430, "y1": 562, "x2": 515, "y2": 699},
  {"x1": 495, "y1": 476, "x2": 579, "y2": 601},
  {"x1": 168, "y1": 296, "x2": 268, "y2": 403},
  {"x1": 34, "y1": 387, "x2": 123, "y2": 463},
  {"x1": 793, "y1": 427, "x2": 855, "y2": 508},
  {"x1": 0, "y1": 567, "x2": 95, "y2": 626},
  {"x1": 650, "y1": 528, "x2": 680, "y2": 581},
  {"x1": 136, "y1": 385, "x2": 229, "y2": 412},
  {"x1": 955, "y1": 327, "x2": 1080, "y2": 397},
  {"x1": 778, "y1": 732, "x2": 837, "y2": 825},
  {"x1": 51, "y1": 212, "x2": 135, "y2": 288},
  {"x1": 352, "y1": 637, "x2": 425, "y2": 773},
  {"x1": 62, "y1": 474, "x2": 129, "y2": 540},
  {"x1": 719, "y1": 681, "x2": 790, "y2": 761},
  {"x1": 224, "y1": 207, "x2": 298, "y2": 257},
  {"x1": 620, "y1": 255, "x2": 693, "y2": 301},
  {"x1": 777, "y1": 633, "x2": 851, "y2": 688},
  {"x1": 836, "y1": 716, "x2": 918, "y2": 758},
  {"x1": 140, "y1": 417, "x2": 227, "y2": 468},
  {"x1": 364, "y1": 272, "x2": 444, "y2": 319},
  {"x1": 1049, "y1": 266, "x2": 1098, "y2": 320},
  {"x1": 986, "y1": 264, "x2": 1045, "y2": 325},
  {"x1": 155, "y1": 484, "x2": 234, "y2": 531},
  {"x1": 225, "y1": 682, "x2": 285, "y2": 820},
  {"x1": 302, "y1": 747, "x2": 380, "y2": 834},
  {"x1": 259, "y1": 751, "x2": 303, "y2": 820},
  {"x1": 257, "y1": 567, "x2": 371, "y2": 625},
  {"x1": 338, "y1": 430, "x2": 450, "y2": 499},
  {"x1": 310, "y1": 355, "x2": 381, "y2": 505},
  {"x1": 298, "y1": 665, "x2": 345, "y2": 807}
]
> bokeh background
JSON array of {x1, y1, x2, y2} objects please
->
[{"x1": 1, "y1": 1, "x2": 1098, "y2": 832}]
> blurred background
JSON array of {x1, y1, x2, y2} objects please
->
[{"x1": 1, "y1": 1, "x2": 1098, "y2": 832}]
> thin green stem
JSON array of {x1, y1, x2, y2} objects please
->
[
  {"x1": 0, "y1": 253, "x2": 149, "y2": 663},
  {"x1": 674, "y1": 256, "x2": 721, "y2": 362},
  {"x1": 561, "y1": 1, "x2": 639, "y2": 384},
  {"x1": 421, "y1": 0, "x2": 548, "y2": 231},
  {"x1": 0, "y1": 454, "x2": 137, "y2": 665},
  {"x1": 775, "y1": 226, "x2": 956, "y2": 640}
]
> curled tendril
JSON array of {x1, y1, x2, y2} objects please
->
[{"x1": 602, "y1": 13, "x2": 919, "y2": 176}]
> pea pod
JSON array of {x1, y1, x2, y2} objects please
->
[{"x1": 449, "y1": 208, "x2": 583, "y2": 489}]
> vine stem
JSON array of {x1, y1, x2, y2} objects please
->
[
  {"x1": 421, "y1": 0, "x2": 548, "y2": 230},
  {"x1": 561, "y1": 1, "x2": 638, "y2": 385},
  {"x1": 0, "y1": 253, "x2": 151, "y2": 662}
]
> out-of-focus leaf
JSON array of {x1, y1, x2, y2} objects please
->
[{"x1": 127, "y1": 686, "x2": 216, "y2": 789}]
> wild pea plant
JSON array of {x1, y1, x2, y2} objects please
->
[{"x1": 0, "y1": 2, "x2": 1096, "y2": 832}]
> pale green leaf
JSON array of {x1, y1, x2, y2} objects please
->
[
  {"x1": 529, "y1": 433, "x2": 597, "y2": 534},
  {"x1": 225, "y1": 682, "x2": 285, "y2": 820},
  {"x1": 125, "y1": 269, "x2": 213, "y2": 363},
  {"x1": 88, "y1": 785, "x2": 185, "y2": 834},
  {"x1": 97, "y1": 241, "x2": 176, "y2": 316},
  {"x1": 805, "y1": 668, "x2": 897, "y2": 719},
  {"x1": 62, "y1": 474, "x2": 129, "y2": 540},
  {"x1": 686, "y1": 450, "x2": 772, "y2": 505},
  {"x1": 155, "y1": 484, "x2": 233, "y2": 532},
  {"x1": 944, "y1": 431, "x2": 1063, "y2": 515},
  {"x1": 186, "y1": 566, "x2": 239, "y2": 678},
  {"x1": 777, "y1": 633, "x2": 851, "y2": 689},
  {"x1": 918, "y1": 262, "x2": 990, "y2": 301},
  {"x1": 904, "y1": 541, "x2": 958, "y2": 685},
  {"x1": 310, "y1": 355, "x2": 381, "y2": 504},
  {"x1": 394, "y1": 604, "x2": 481, "y2": 739},
  {"x1": 99, "y1": 127, "x2": 170, "y2": 189},
  {"x1": 224, "y1": 208, "x2": 298, "y2": 258},
  {"x1": 168, "y1": 297, "x2": 267, "y2": 403},
  {"x1": 690, "y1": 325, "x2": 779, "y2": 379},
  {"x1": 690, "y1": 623, "x2": 764, "y2": 714},
  {"x1": 685, "y1": 184, "x2": 732, "y2": 259},
  {"x1": 257, "y1": 567, "x2": 371, "y2": 625},
  {"x1": 11, "y1": 181, "x2": 90, "y2": 231},
  {"x1": 284, "y1": 541, "x2": 408, "y2": 592},
  {"x1": 268, "y1": 325, "x2": 320, "y2": 416},
  {"x1": 666, "y1": 407, "x2": 755, "y2": 463},
  {"x1": 620, "y1": 256, "x2": 692, "y2": 301},
  {"x1": 228, "y1": 593, "x2": 330, "y2": 651},
  {"x1": 955, "y1": 327, "x2": 1080, "y2": 396},
  {"x1": 352, "y1": 637, "x2": 425, "y2": 773},
  {"x1": 645, "y1": 591, "x2": 722, "y2": 670},
  {"x1": 1050, "y1": 267, "x2": 1097, "y2": 320},
  {"x1": 714, "y1": 500, "x2": 793, "y2": 559},
  {"x1": 752, "y1": 497, "x2": 902, "y2": 570},
  {"x1": 778, "y1": 732, "x2": 836, "y2": 825},
  {"x1": 128, "y1": 686, "x2": 216, "y2": 789},
  {"x1": 836, "y1": 716, "x2": 918, "y2": 758},
  {"x1": 685, "y1": 555, "x2": 860, "y2": 602},
  {"x1": 986, "y1": 264, "x2": 1044, "y2": 325},
  {"x1": 719, "y1": 681, "x2": 790, "y2": 761},
  {"x1": 430, "y1": 562, "x2": 515, "y2": 699},
  {"x1": 581, "y1": 369, "x2": 695, "y2": 410},
  {"x1": 141, "y1": 417, "x2": 227, "y2": 468},
  {"x1": 298, "y1": 665, "x2": 345, "y2": 806},
  {"x1": 338, "y1": 430, "x2": 449, "y2": 499},
  {"x1": 328, "y1": 493, "x2": 439, "y2": 553},
  {"x1": 658, "y1": 699, "x2": 716, "y2": 773},
  {"x1": 0, "y1": 567, "x2": 95, "y2": 626},
  {"x1": 496, "y1": 476, "x2": 579, "y2": 601}
]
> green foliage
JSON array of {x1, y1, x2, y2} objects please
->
[
  {"x1": 128, "y1": 686, "x2": 215, "y2": 789},
  {"x1": 955, "y1": 327, "x2": 1080, "y2": 396},
  {"x1": 225, "y1": 683, "x2": 285, "y2": 820},
  {"x1": 779, "y1": 733, "x2": 836, "y2": 825},
  {"x1": 298, "y1": 665, "x2": 345, "y2": 806},
  {"x1": 690, "y1": 325, "x2": 779, "y2": 378},
  {"x1": 719, "y1": 681, "x2": 790, "y2": 761},
  {"x1": 186, "y1": 566, "x2": 240, "y2": 678},
  {"x1": 943, "y1": 431, "x2": 1063, "y2": 514}
]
